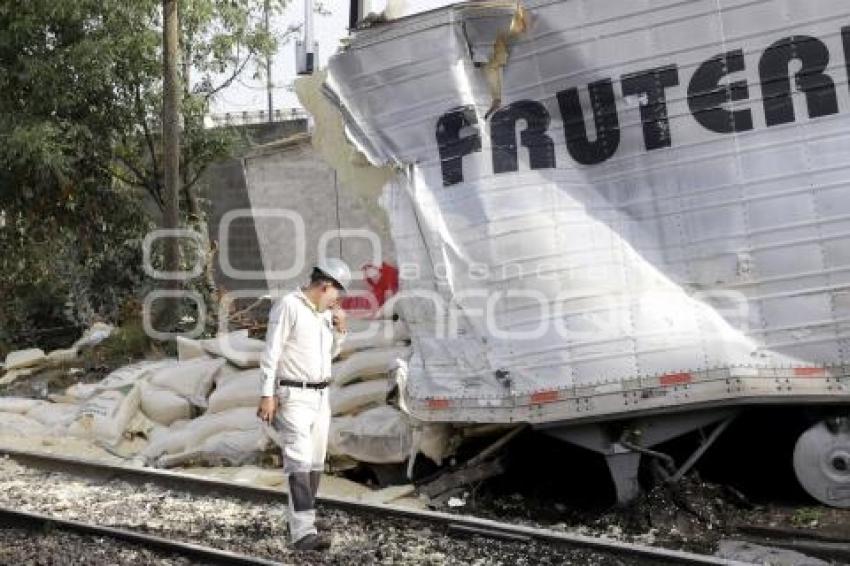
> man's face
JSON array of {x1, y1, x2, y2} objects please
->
[{"x1": 317, "y1": 283, "x2": 341, "y2": 312}]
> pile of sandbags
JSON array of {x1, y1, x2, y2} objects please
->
[
  {"x1": 327, "y1": 314, "x2": 441, "y2": 466},
  {"x1": 0, "y1": 323, "x2": 115, "y2": 386},
  {"x1": 0, "y1": 312, "x2": 455, "y2": 475},
  {"x1": 329, "y1": 354, "x2": 455, "y2": 469}
]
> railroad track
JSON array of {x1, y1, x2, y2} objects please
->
[
  {"x1": 0, "y1": 505, "x2": 282, "y2": 565},
  {"x1": 733, "y1": 524, "x2": 850, "y2": 563},
  {"x1": 0, "y1": 447, "x2": 747, "y2": 565}
]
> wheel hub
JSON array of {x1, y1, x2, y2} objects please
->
[{"x1": 794, "y1": 420, "x2": 850, "y2": 507}]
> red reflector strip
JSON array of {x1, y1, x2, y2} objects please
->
[
  {"x1": 660, "y1": 372, "x2": 692, "y2": 386},
  {"x1": 794, "y1": 367, "x2": 826, "y2": 377},
  {"x1": 530, "y1": 390, "x2": 559, "y2": 404},
  {"x1": 427, "y1": 399, "x2": 450, "y2": 410}
]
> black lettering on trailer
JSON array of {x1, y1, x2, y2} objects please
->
[
  {"x1": 557, "y1": 78, "x2": 621, "y2": 165},
  {"x1": 621, "y1": 64, "x2": 680, "y2": 150},
  {"x1": 490, "y1": 100, "x2": 556, "y2": 174},
  {"x1": 688, "y1": 49, "x2": 754, "y2": 133},
  {"x1": 759, "y1": 35, "x2": 839, "y2": 126},
  {"x1": 435, "y1": 24, "x2": 850, "y2": 179},
  {"x1": 437, "y1": 105, "x2": 481, "y2": 186},
  {"x1": 843, "y1": 26, "x2": 850, "y2": 95}
]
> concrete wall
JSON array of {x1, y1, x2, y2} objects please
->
[
  {"x1": 202, "y1": 124, "x2": 394, "y2": 301},
  {"x1": 202, "y1": 120, "x2": 307, "y2": 294},
  {"x1": 240, "y1": 134, "x2": 395, "y2": 297}
]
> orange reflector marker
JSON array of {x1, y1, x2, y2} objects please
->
[
  {"x1": 660, "y1": 372, "x2": 693, "y2": 386},
  {"x1": 530, "y1": 390, "x2": 559, "y2": 404},
  {"x1": 427, "y1": 398, "x2": 450, "y2": 410},
  {"x1": 794, "y1": 367, "x2": 826, "y2": 377}
]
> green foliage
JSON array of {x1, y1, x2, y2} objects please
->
[
  {"x1": 81, "y1": 318, "x2": 153, "y2": 369},
  {"x1": 790, "y1": 507, "x2": 822, "y2": 527},
  {"x1": 0, "y1": 0, "x2": 294, "y2": 355}
]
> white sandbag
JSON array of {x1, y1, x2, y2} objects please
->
[
  {"x1": 63, "y1": 359, "x2": 170, "y2": 403},
  {"x1": 332, "y1": 346, "x2": 411, "y2": 386},
  {"x1": 64, "y1": 382, "x2": 99, "y2": 402},
  {"x1": 140, "y1": 406, "x2": 260, "y2": 461},
  {"x1": 26, "y1": 402, "x2": 79, "y2": 432},
  {"x1": 206, "y1": 369, "x2": 262, "y2": 414},
  {"x1": 330, "y1": 378, "x2": 389, "y2": 416},
  {"x1": 46, "y1": 347, "x2": 78, "y2": 365},
  {"x1": 200, "y1": 330, "x2": 265, "y2": 368},
  {"x1": 155, "y1": 428, "x2": 270, "y2": 468},
  {"x1": 0, "y1": 397, "x2": 44, "y2": 414},
  {"x1": 338, "y1": 320, "x2": 409, "y2": 356},
  {"x1": 328, "y1": 405, "x2": 412, "y2": 464},
  {"x1": 3, "y1": 348, "x2": 46, "y2": 370},
  {"x1": 0, "y1": 367, "x2": 36, "y2": 386},
  {"x1": 0, "y1": 413, "x2": 48, "y2": 436},
  {"x1": 67, "y1": 383, "x2": 141, "y2": 446},
  {"x1": 71, "y1": 322, "x2": 114, "y2": 350},
  {"x1": 139, "y1": 382, "x2": 193, "y2": 425},
  {"x1": 176, "y1": 336, "x2": 210, "y2": 361},
  {"x1": 147, "y1": 358, "x2": 225, "y2": 407},
  {"x1": 124, "y1": 410, "x2": 158, "y2": 440},
  {"x1": 415, "y1": 423, "x2": 453, "y2": 465}
]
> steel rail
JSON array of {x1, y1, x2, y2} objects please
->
[
  {"x1": 0, "y1": 504, "x2": 284, "y2": 565},
  {"x1": 0, "y1": 447, "x2": 750, "y2": 565}
]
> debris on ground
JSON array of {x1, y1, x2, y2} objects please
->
[{"x1": 715, "y1": 539, "x2": 829, "y2": 566}]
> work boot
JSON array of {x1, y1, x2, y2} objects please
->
[{"x1": 292, "y1": 532, "x2": 331, "y2": 551}]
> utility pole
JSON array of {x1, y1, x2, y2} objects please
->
[
  {"x1": 161, "y1": 0, "x2": 182, "y2": 329},
  {"x1": 264, "y1": 0, "x2": 273, "y2": 122}
]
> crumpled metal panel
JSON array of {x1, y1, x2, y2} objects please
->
[{"x1": 327, "y1": 0, "x2": 850, "y2": 421}]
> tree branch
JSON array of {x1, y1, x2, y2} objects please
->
[
  {"x1": 114, "y1": 154, "x2": 149, "y2": 187},
  {"x1": 182, "y1": 162, "x2": 208, "y2": 194},
  {"x1": 203, "y1": 53, "x2": 252, "y2": 101},
  {"x1": 134, "y1": 83, "x2": 162, "y2": 194}
]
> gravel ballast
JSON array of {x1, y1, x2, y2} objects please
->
[
  {"x1": 0, "y1": 456, "x2": 661, "y2": 565},
  {"x1": 0, "y1": 526, "x2": 202, "y2": 565}
]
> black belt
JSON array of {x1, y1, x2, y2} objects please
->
[{"x1": 278, "y1": 379, "x2": 331, "y2": 389}]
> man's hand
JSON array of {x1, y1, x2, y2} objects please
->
[
  {"x1": 331, "y1": 305, "x2": 347, "y2": 333},
  {"x1": 257, "y1": 395, "x2": 278, "y2": 423}
]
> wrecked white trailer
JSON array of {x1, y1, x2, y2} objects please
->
[{"x1": 327, "y1": 0, "x2": 850, "y2": 505}]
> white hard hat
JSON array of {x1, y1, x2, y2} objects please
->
[{"x1": 314, "y1": 258, "x2": 351, "y2": 291}]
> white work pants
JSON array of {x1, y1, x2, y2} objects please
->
[{"x1": 273, "y1": 385, "x2": 331, "y2": 543}]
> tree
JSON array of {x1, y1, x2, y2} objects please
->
[{"x1": 0, "y1": 0, "x2": 292, "y2": 352}]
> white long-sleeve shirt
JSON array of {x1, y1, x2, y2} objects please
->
[{"x1": 259, "y1": 288, "x2": 346, "y2": 397}]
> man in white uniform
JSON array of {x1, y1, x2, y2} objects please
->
[{"x1": 257, "y1": 258, "x2": 351, "y2": 551}]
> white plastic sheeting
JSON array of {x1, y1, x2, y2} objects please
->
[{"x1": 326, "y1": 0, "x2": 850, "y2": 422}]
